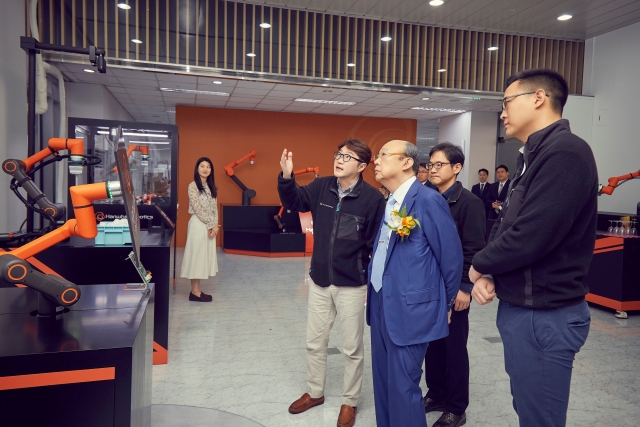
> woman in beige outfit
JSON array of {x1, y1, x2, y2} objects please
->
[{"x1": 180, "y1": 157, "x2": 219, "y2": 302}]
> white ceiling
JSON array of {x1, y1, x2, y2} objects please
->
[
  {"x1": 56, "y1": 62, "x2": 501, "y2": 127},
  {"x1": 234, "y1": 0, "x2": 640, "y2": 40}
]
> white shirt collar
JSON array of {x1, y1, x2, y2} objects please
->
[{"x1": 390, "y1": 176, "x2": 417, "y2": 209}]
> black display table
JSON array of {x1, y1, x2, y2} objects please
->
[
  {"x1": 0, "y1": 284, "x2": 154, "y2": 427},
  {"x1": 23, "y1": 230, "x2": 172, "y2": 364},
  {"x1": 222, "y1": 205, "x2": 306, "y2": 257}
]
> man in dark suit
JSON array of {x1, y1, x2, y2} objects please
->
[
  {"x1": 485, "y1": 165, "x2": 510, "y2": 220},
  {"x1": 417, "y1": 162, "x2": 438, "y2": 190},
  {"x1": 471, "y1": 168, "x2": 490, "y2": 201},
  {"x1": 369, "y1": 140, "x2": 463, "y2": 427}
]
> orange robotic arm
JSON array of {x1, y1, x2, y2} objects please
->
[
  {"x1": 113, "y1": 144, "x2": 150, "y2": 173},
  {"x1": 224, "y1": 150, "x2": 256, "y2": 177},
  {"x1": 0, "y1": 180, "x2": 121, "y2": 313},
  {"x1": 598, "y1": 169, "x2": 640, "y2": 196},
  {"x1": 22, "y1": 137, "x2": 85, "y2": 174}
]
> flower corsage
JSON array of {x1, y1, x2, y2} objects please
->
[{"x1": 386, "y1": 205, "x2": 421, "y2": 241}]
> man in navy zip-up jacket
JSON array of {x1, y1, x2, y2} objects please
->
[
  {"x1": 279, "y1": 139, "x2": 384, "y2": 427},
  {"x1": 469, "y1": 69, "x2": 598, "y2": 427}
]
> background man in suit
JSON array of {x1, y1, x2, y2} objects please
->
[
  {"x1": 417, "y1": 162, "x2": 438, "y2": 190},
  {"x1": 368, "y1": 140, "x2": 463, "y2": 427},
  {"x1": 471, "y1": 169, "x2": 490, "y2": 202},
  {"x1": 423, "y1": 143, "x2": 486, "y2": 427},
  {"x1": 485, "y1": 165, "x2": 510, "y2": 220}
]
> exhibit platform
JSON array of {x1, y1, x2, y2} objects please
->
[{"x1": 0, "y1": 283, "x2": 154, "y2": 427}]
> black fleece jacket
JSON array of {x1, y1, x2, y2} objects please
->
[
  {"x1": 472, "y1": 119, "x2": 598, "y2": 308},
  {"x1": 278, "y1": 173, "x2": 385, "y2": 287},
  {"x1": 442, "y1": 182, "x2": 487, "y2": 294}
]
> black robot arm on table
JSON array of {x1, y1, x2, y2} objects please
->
[{"x1": 0, "y1": 253, "x2": 81, "y2": 308}]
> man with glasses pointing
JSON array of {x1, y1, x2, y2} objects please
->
[{"x1": 279, "y1": 139, "x2": 385, "y2": 427}]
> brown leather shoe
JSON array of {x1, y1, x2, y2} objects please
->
[
  {"x1": 288, "y1": 393, "x2": 324, "y2": 414},
  {"x1": 337, "y1": 405, "x2": 357, "y2": 427}
]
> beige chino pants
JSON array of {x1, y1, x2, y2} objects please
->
[{"x1": 306, "y1": 280, "x2": 367, "y2": 407}]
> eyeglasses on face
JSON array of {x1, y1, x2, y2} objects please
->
[
  {"x1": 334, "y1": 151, "x2": 364, "y2": 163},
  {"x1": 373, "y1": 152, "x2": 405, "y2": 161},
  {"x1": 502, "y1": 91, "x2": 550, "y2": 110},
  {"x1": 426, "y1": 162, "x2": 451, "y2": 170}
]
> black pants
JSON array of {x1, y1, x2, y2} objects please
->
[{"x1": 423, "y1": 306, "x2": 470, "y2": 416}]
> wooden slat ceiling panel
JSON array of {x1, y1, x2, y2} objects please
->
[{"x1": 46, "y1": 0, "x2": 586, "y2": 93}]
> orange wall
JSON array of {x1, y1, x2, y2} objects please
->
[{"x1": 176, "y1": 106, "x2": 417, "y2": 247}]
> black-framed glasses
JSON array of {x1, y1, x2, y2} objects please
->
[
  {"x1": 502, "y1": 91, "x2": 550, "y2": 110},
  {"x1": 334, "y1": 151, "x2": 364, "y2": 163},
  {"x1": 426, "y1": 162, "x2": 451, "y2": 170}
]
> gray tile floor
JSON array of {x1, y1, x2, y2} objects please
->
[{"x1": 152, "y1": 249, "x2": 640, "y2": 427}]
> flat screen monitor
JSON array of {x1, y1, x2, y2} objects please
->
[{"x1": 114, "y1": 140, "x2": 144, "y2": 281}]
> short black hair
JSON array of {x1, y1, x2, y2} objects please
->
[
  {"x1": 496, "y1": 164, "x2": 509, "y2": 172},
  {"x1": 429, "y1": 142, "x2": 465, "y2": 175},
  {"x1": 338, "y1": 138, "x2": 372, "y2": 166},
  {"x1": 478, "y1": 168, "x2": 489, "y2": 175},
  {"x1": 419, "y1": 163, "x2": 428, "y2": 168},
  {"x1": 505, "y1": 68, "x2": 569, "y2": 114}
]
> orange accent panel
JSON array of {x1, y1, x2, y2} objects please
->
[
  {"x1": 593, "y1": 246, "x2": 623, "y2": 255},
  {"x1": 153, "y1": 341, "x2": 168, "y2": 365},
  {"x1": 0, "y1": 367, "x2": 115, "y2": 391},
  {"x1": 176, "y1": 106, "x2": 416, "y2": 247},
  {"x1": 223, "y1": 249, "x2": 305, "y2": 258},
  {"x1": 586, "y1": 293, "x2": 640, "y2": 311},
  {"x1": 594, "y1": 237, "x2": 624, "y2": 250}
]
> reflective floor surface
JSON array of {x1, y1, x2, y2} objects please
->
[{"x1": 151, "y1": 249, "x2": 640, "y2": 427}]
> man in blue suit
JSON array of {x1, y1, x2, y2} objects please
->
[{"x1": 368, "y1": 140, "x2": 463, "y2": 427}]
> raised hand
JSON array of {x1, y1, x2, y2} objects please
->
[{"x1": 280, "y1": 148, "x2": 294, "y2": 178}]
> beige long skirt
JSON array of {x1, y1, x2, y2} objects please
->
[{"x1": 180, "y1": 215, "x2": 218, "y2": 280}]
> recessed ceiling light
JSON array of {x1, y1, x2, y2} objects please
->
[
  {"x1": 247, "y1": 53, "x2": 256, "y2": 57},
  {"x1": 84, "y1": 69, "x2": 95, "y2": 73},
  {"x1": 159, "y1": 87, "x2": 230, "y2": 96},
  {"x1": 128, "y1": 141, "x2": 170, "y2": 145},
  {"x1": 421, "y1": 97, "x2": 430, "y2": 101},
  {"x1": 97, "y1": 130, "x2": 109, "y2": 134},
  {"x1": 411, "y1": 107, "x2": 466, "y2": 113},
  {"x1": 381, "y1": 36, "x2": 392, "y2": 42},
  {"x1": 488, "y1": 46, "x2": 499, "y2": 51},
  {"x1": 295, "y1": 98, "x2": 356, "y2": 105},
  {"x1": 260, "y1": 23, "x2": 271, "y2": 28},
  {"x1": 438, "y1": 69, "x2": 447, "y2": 72},
  {"x1": 131, "y1": 38, "x2": 142, "y2": 44},
  {"x1": 166, "y1": 110, "x2": 176, "y2": 113},
  {"x1": 429, "y1": 0, "x2": 444, "y2": 5},
  {"x1": 212, "y1": 80, "x2": 223, "y2": 84},
  {"x1": 117, "y1": 3, "x2": 131, "y2": 9},
  {"x1": 347, "y1": 63, "x2": 355, "y2": 67},
  {"x1": 558, "y1": 14, "x2": 572, "y2": 21}
]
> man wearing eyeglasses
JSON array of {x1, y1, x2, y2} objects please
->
[
  {"x1": 368, "y1": 140, "x2": 463, "y2": 427},
  {"x1": 417, "y1": 162, "x2": 438, "y2": 190},
  {"x1": 469, "y1": 69, "x2": 598, "y2": 427},
  {"x1": 278, "y1": 139, "x2": 385, "y2": 427}
]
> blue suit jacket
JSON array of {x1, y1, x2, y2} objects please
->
[{"x1": 366, "y1": 179, "x2": 463, "y2": 346}]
